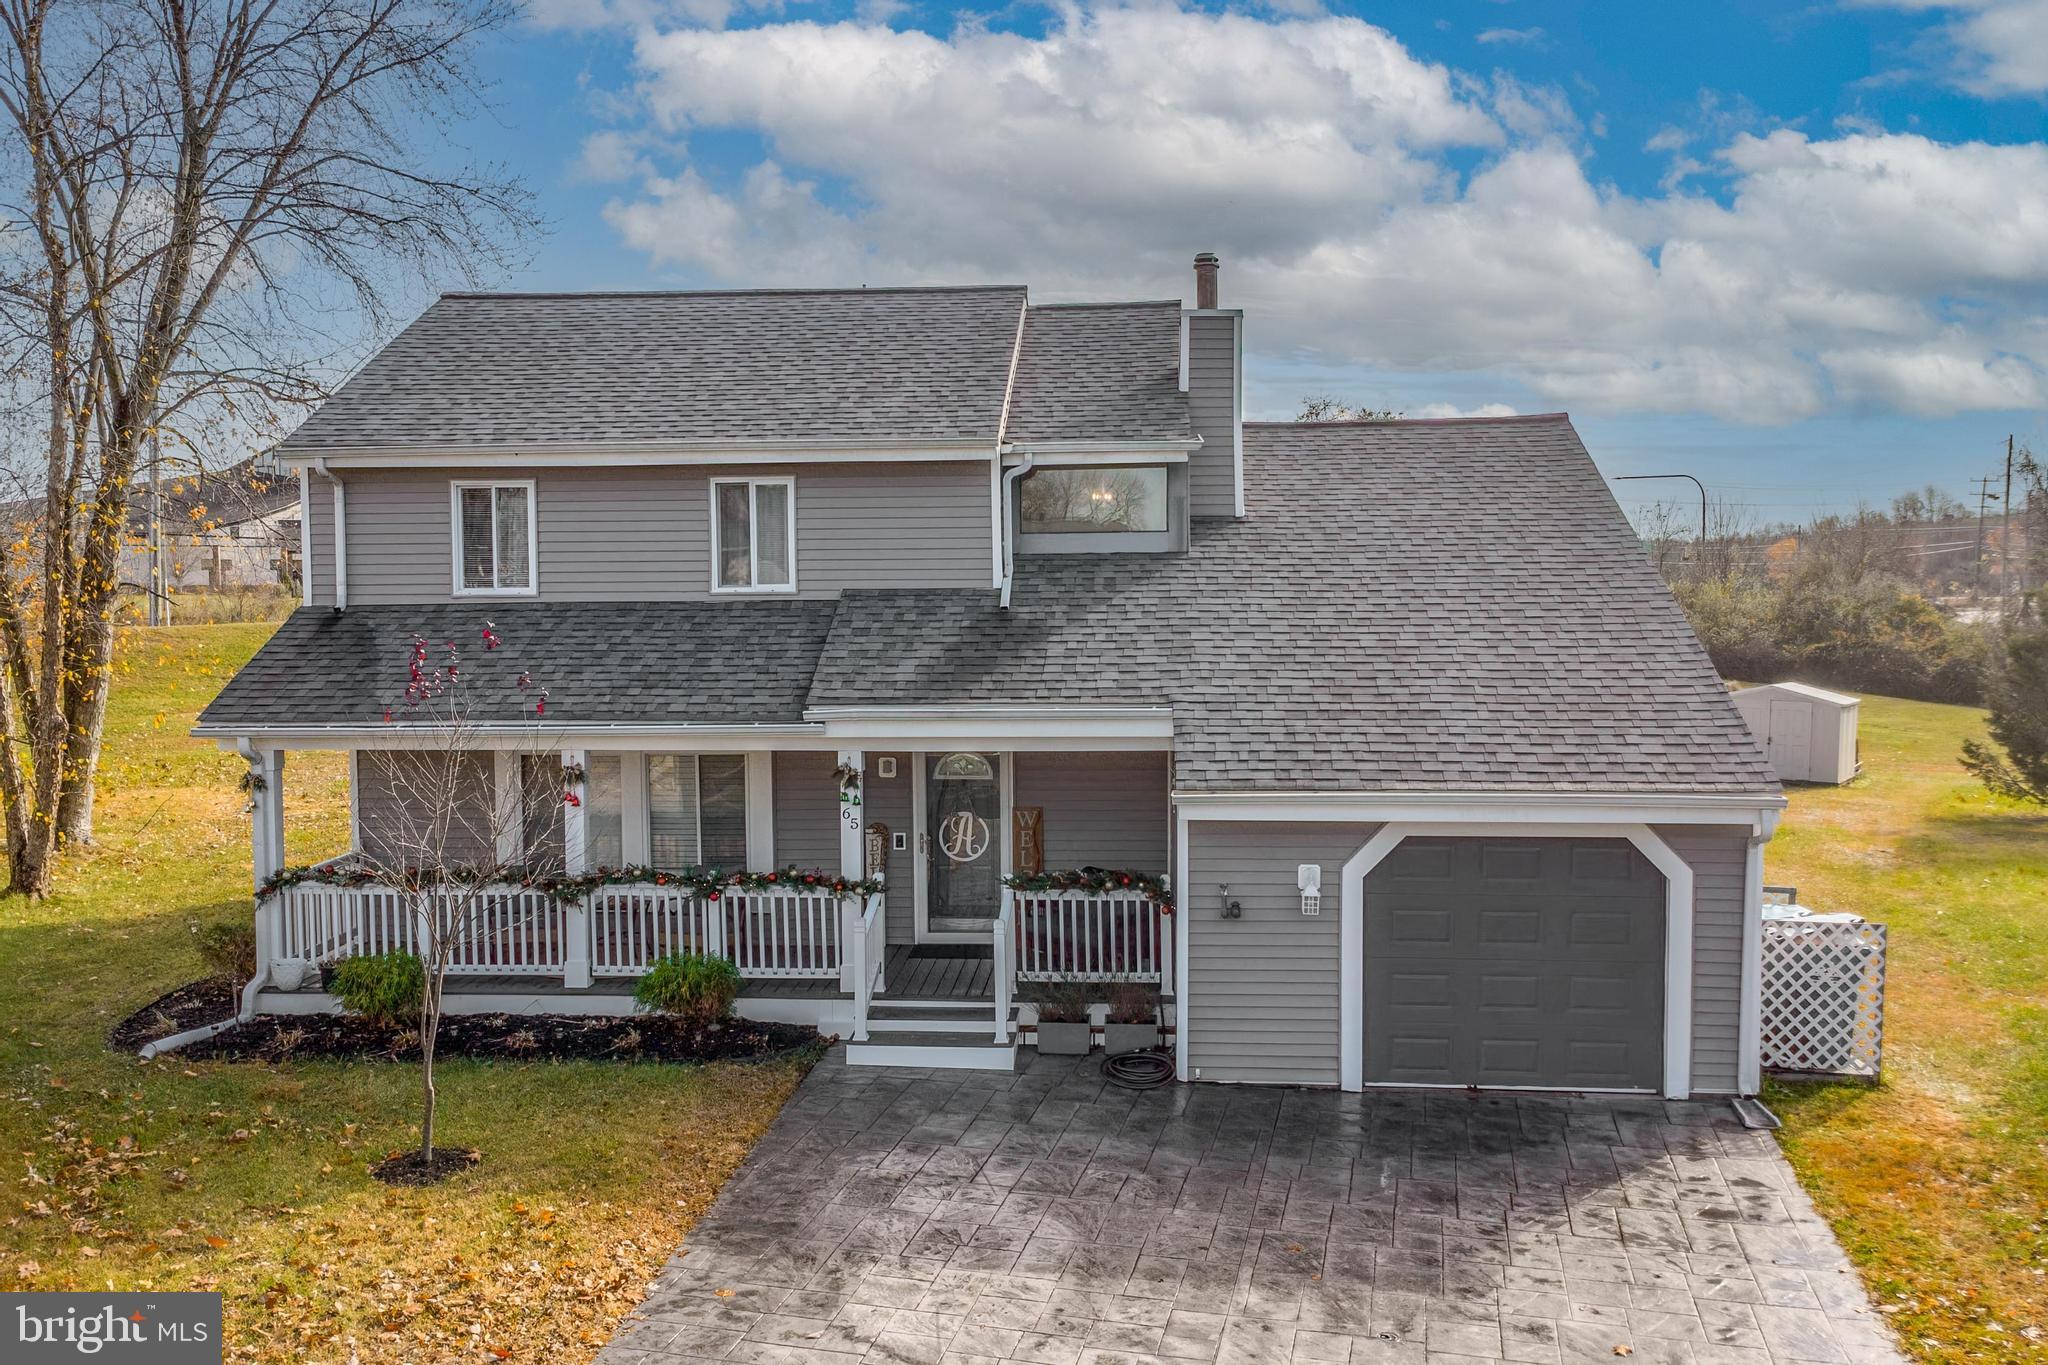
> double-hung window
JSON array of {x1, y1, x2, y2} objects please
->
[
  {"x1": 452, "y1": 480, "x2": 537, "y2": 594},
  {"x1": 711, "y1": 477, "x2": 794, "y2": 592},
  {"x1": 580, "y1": 753, "x2": 750, "y2": 871}
]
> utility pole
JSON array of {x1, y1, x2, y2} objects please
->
[
  {"x1": 1973, "y1": 474, "x2": 2001, "y2": 596},
  {"x1": 2002, "y1": 434, "x2": 2015, "y2": 621}
]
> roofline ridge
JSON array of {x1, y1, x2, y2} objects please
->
[
  {"x1": 1027, "y1": 299, "x2": 1184, "y2": 311},
  {"x1": 436, "y1": 284, "x2": 1030, "y2": 301},
  {"x1": 1254, "y1": 412, "x2": 1572, "y2": 429}
]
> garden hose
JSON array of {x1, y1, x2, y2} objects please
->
[{"x1": 1102, "y1": 1048, "x2": 1175, "y2": 1089}]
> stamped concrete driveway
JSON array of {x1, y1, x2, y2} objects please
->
[{"x1": 599, "y1": 1050, "x2": 1902, "y2": 1365}]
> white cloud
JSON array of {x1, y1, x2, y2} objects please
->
[
  {"x1": 1476, "y1": 26, "x2": 1545, "y2": 46},
  {"x1": 1409, "y1": 402, "x2": 1521, "y2": 418},
  {"x1": 1859, "y1": 0, "x2": 2048, "y2": 95},
  {"x1": 589, "y1": 5, "x2": 2048, "y2": 422}
]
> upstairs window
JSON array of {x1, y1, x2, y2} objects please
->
[
  {"x1": 453, "y1": 480, "x2": 536, "y2": 594},
  {"x1": 1019, "y1": 466, "x2": 1168, "y2": 535},
  {"x1": 712, "y1": 477, "x2": 794, "y2": 592}
]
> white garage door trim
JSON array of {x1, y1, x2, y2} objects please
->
[{"x1": 1341, "y1": 822, "x2": 1694, "y2": 1099}]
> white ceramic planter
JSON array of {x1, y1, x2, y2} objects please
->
[{"x1": 269, "y1": 958, "x2": 309, "y2": 991}]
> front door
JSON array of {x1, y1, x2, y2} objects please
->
[{"x1": 925, "y1": 752, "x2": 1001, "y2": 933}]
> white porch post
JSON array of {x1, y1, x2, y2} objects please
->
[
  {"x1": 837, "y1": 750, "x2": 867, "y2": 1024},
  {"x1": 245, "y1": 745, "x2": 286, "y2": 987},
  {"x1": 837, "y1": 749, "x2": 865, "y2": 878},
  {"x1": 561, "y1": 749, "x2": 592, "y2": 989}
]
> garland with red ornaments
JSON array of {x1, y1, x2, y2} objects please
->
[
  {"x1": 1001, "y1": 868, "x2": 1173, "y2": 914},
  {"x1": 256, "y1": 860, "x2": 885, "y2": 905}
]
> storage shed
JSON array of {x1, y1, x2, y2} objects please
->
[{"x1": 1731, "y1": 682, "x2": 1861, "y2": 784}]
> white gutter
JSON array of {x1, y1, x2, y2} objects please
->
[
  {"x1": 311, "y1": 457, "x2": 346, "y2": 609},
  {"x1": 999, "y1": 451, "x2": 1034, "y2": 609}
]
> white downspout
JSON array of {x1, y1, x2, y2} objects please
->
[
  {"x1": 999, "y1": 452, "x2": 1033, "y2": 610},
  {"x1": 312, "y1": 458, "x2": 347, "y2": 610},
  {"x1": 234, "y1": 737, "x2": 271, "y2": 1025}
]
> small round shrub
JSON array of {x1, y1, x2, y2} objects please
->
[
  {"x1": 193, "y1": 919, "x2": 257, "y2": 986},
  {"x1": 634, "y1": 952, "x2": 742, "y2": 1028},
  {"x1": 330, "y1": 951, "x2": 425, "y2": 1029}
]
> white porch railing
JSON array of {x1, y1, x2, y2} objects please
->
[
  {"x1": 270, "y1": 882, "x2": 862, "y2": 983},
  {"x1": 1006, "y1": 888, "x2": 1171, "y2": 983},
  {"x1": 275, "y1": 882, "x2": 569, "y2": 975}
]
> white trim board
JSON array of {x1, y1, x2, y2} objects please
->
[
  {"x1": 1175, "y1": 791, "x2": 1783, "y2": 829},
  {"x1": 1336, "y1": 821, "x2": 1695, "y2": 1100},
  {"x1": 274, "y1": 444, "x2": 996, "y2": 469}
]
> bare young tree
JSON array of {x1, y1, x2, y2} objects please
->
[
  {"x1": 0, "y1": 0, "x2": 533, "y2": 896},
  {"x1": 354, "y1": 626, "x2": 561, "y2": 1168}
]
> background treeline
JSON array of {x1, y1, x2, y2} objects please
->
[{"x1": 1638, "y1": 475, "x2": 2041, "y2": 704}]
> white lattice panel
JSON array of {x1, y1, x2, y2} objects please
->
[{"x1": 1760, "y1": 920, "x2": 1887, "y2": 1077}]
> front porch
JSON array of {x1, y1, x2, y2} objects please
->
[{"x1": 236, "y1": 743, "x2": 1177, "y2": 1067}]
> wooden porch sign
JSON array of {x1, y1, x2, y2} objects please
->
[
  {"x1": 864, "y1": 822, "x2": 889, "y2": 879},
  {"x1": 1013, "y1": 807, "x2": 1044, "y2": 876}
]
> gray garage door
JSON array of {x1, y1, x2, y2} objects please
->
[{"x1": 1364, "y1": 837, "x2": 1665, "y2": 1090}]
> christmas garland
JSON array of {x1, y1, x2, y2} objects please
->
[
  {"x1": 257, "y1": 860, "x2": 885, "y2": 905},
  {"x1": 1002, "y1": 868, "x2": 1173, "y2": 914}
]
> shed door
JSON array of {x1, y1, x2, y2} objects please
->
[
  {"x1": 1770, "y1": 698, "x2": 1813, "y2": 778},
  {"x1": 1364, "y1": 838, "x2": 1665, "y2": 1090}
]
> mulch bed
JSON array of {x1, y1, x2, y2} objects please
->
[
  {"x1": 107, "y1": 976, "x2": 240, "y2": 1051},
  {"x1": 371, "y1": 1147, "x2": 482, "y2": 1186},
  {"x1": 128, "y1": 996, "x2": 826, "y2": 1065}
]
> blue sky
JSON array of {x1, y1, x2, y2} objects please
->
[{"x1": 420, "y1": 1, "x2": 2048, "y2": 524}]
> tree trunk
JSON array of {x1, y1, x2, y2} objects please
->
[
  {"x1": 55, "y1": 660, "x2": 109, "y2": 845},
  {"x1": 420, "y1": 962, "x2": 444, "y2": 1159}
]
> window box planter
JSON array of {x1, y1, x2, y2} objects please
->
[
  {"x1": 1035, "y1": 1020, "x2": 1094, "y2": 1055},
  {"x1": 1104, "y1": 1021, "x2": 1158, "y2": 1056}
]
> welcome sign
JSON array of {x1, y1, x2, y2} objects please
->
[{"x1": 3, "y1": 1294, "x2": 222, "y2": 1362}]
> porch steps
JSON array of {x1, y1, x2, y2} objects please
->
[
  {"x1": 867, "y1": 1004, "x2": 1002, "y2": 1033},
  {"x1": 848, "y1": 993, "x2": 1022, "y2": 1069}
]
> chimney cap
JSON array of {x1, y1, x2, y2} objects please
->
[{"x1": 1193, "y1": 251, "x2": 1220, "y2": 266}]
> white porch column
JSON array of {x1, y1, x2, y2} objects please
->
[
  {"x1": 836, "y1": 749, "x2": 865, "y2": 878},
  {"x1": 561, "y1": 748, "x2": 592, "y2": 989},
  {"x1": 245, "y1": 745, "x2": 286, "y2": 986}
]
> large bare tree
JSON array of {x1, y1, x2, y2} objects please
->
[{"x1": 0, "y1": 0, "x2": 532, "y2": 896}]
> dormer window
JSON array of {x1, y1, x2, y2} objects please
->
[
  {"x1": 712, "y1": 477, "x2": 795, "y2": 593},
  {"x1": 451, "y1": 480, "x2": 536, "y2": 595},
  {"x1": 1019, "y1": 466, "x2": 1168, "y2": 535}
]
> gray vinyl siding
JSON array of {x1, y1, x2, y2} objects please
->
[
  {"x1": 1660, "y1": 824, "x2": 1752, "y2": 1095},
  {"x1": 314, "y1": 461, "x2": 992, "y2": 605},
  {"x1": 1186, "y1": 312, "x2": 1240, "y2": 518},
  {"x1": 1013, "y1": 751, "x2": 1168, "y2": 873},
  {"x1": 1185, "y1": 820, "x2": 1378, "y2": 1087},
  {"x1": 864, "y1": 753, "x2": 915, "y2": 943},
  {"x1": 772, "y1": 751, "x2": 840, "y2": 868},
  {"x1": 1184, "y1": 820, "x2": 1753, "y2": 1094},
  {"x1": 305, "y1": 476, "x2": 336, "y2": 606},
  {"x1": 775, "y1": 750, "x2": 914, "y2": 937},
  {"x1": 354, "y1": 750, "x2": 496, "y2": 867}
]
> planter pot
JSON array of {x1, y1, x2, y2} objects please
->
[
  {"x1": 1035, "y1": 1021, "x2": 1094, "y2": 1055},
  {"x1": 1103, "y1": 1022, "x2": 1159, "y2": 1056},
  {"x1": 270, "y1": 959, "x2": 310, "y2": 991}
]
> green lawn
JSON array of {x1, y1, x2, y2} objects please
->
[
  {"x1": 0, "y1": 624, "x2": 807, "y2": 1364},
  {"x1": 1763, "y1": 694, "x2": 2048, "y2": 1361}
]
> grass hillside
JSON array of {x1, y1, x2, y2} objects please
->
[
  {"x1": 0, "y1": 624, "x2": 807, "y2": 1364},
  {"x1": 1765, "y1": 694, "x2": 2048, "y2": 1360}
]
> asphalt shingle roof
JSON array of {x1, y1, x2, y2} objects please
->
[
  {"x1": 278, "y1": 287, "x2": 1027, "y2": 453},
  {"x1": 810, "y1": 415, "x2": 1778, "y2": 794},
  {"x1": 1003, "y1": 303, "x2": 1192, "y2": 444},
  {"x1": 205, "y1": 414, "x2": 1776, "y2": 796},
  {"x1": 199, "y1": 600, "x2": 840, "y2": 730}
]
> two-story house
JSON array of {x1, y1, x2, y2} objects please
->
[{"x1": 199, "y1": 255, "x2": 1785, "y2": 1097}]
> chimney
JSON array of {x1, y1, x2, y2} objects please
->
[{"x1": 1193, "y1": 252, "x2": 1220, "y2": 310}]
